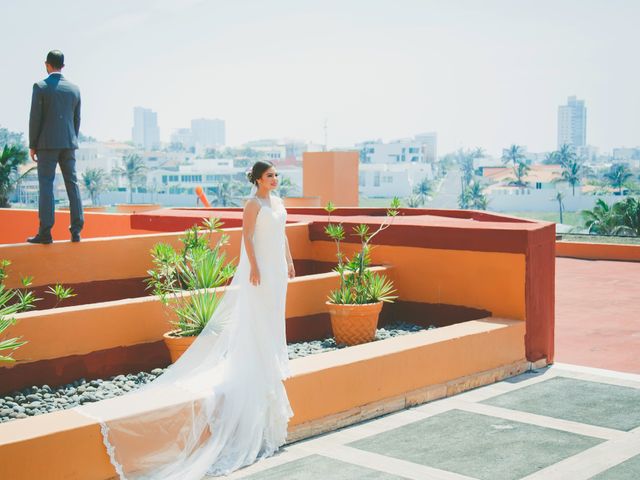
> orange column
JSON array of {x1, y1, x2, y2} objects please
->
[{"x1": 302, "y1": 151, "x2": 359, "y2": 207}]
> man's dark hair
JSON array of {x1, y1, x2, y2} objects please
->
[{"x1": 46, "y1": 50, "x2": 64, "y2": 69}]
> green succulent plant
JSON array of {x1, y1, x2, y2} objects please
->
[
  {"x1": 147, "y1": 218, "x2": 237, "y2": 337},
  {"x1": 324, "y1": 198, "x2": 400, "y2": 305}
]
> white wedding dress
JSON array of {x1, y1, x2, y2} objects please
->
[{"x1": 76, "y1": 193, "x2": 293, "y2": 479}]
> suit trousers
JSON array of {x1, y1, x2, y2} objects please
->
[{"x1": 36, "y1": 149, "x2": 84, "y2": 237}]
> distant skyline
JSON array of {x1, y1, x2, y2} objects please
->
[{"x1": 1, "y1": 0, "x2": 639, "y2": 155}]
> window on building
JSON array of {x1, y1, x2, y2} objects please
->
[{"x1": 374, "y1": 172, "x2": 380, "y2": 187}]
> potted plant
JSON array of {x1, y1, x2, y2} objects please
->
[
  {"x1": 146, "y1": 218, "x2": 236, "y2": 362},
  {"x1": 324, "y1": 198, "x2": 400, "y2": 346}
]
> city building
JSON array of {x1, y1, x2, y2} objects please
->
[
  {"x1": 169, "y1": 128, "x2": 195, "y2": 151},
  {"x1": 557, "y1": 96, "x2": 586, "y2": 148},
  {"x1": 191, "y1": 118, "x2": 225, "y2": 148},
  {"x1": 358, "y1": 133, "x2": 438, "y2": 164},
  {"x1": 132, "y1": 107, "x2": 160, "y2": 151},
  {"x1": 358, "y1": 162, "x2": 434, "y2": 198},
  {"x1": 414, "y1": 132, "x2": 438, "y2": 163}
]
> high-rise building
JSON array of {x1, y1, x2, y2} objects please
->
[
  {"x1": 557, "y1": 96, "x2": 586, "y2": 148},
  {"x1": 414, "y1": 132, "x2": 438, "y2": 162},
  {"x1": 191, "y1": 118, "x2": 225, "y2": 148},
  {"x1": 132, "y1": 107, "x2": 160, "y2": 150},
  {"x1": 170, "y1": 128, "x2": 195, "y2": 150}
]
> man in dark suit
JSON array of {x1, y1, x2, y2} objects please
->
[{"x1": 28, "y1": 50, "x2": 83, "y2": 244}]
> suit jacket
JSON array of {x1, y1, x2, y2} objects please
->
[{"x1": 29, "y1": 73, "x2": 81, "y2": 150}]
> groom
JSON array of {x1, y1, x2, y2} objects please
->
[{"x1": 27, "y1": 50, "x2": 83, "y2": 244}]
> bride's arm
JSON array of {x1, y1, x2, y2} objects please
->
[
  {"x1": 242, "y1": 199, "x2": 261, "y2": 285},
  {"x1": 284, "y1": 235, "x2": 295, "y2": 279}
]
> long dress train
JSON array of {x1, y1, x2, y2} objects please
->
[{"x1": 76, "y1": 193, "x2": 293, "y2": 479}]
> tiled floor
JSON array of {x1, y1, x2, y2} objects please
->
[
  {"x1": 555, "y1": 258, "x2": 640, "y2": 374},
  {"x1": 216, "y1": 364, "x2": 640, "y2": 480}
]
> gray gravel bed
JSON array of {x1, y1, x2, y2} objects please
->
[{"x1": 0, "y1": 321, "x2": 432, "y2": 423}]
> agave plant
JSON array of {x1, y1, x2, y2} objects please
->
[
  {"x1": 147, "y1": 218, "x2": 237, "y2": 337},
  {"x1": 0, "y1": 260, "x2": 34, "y2": 362},
  {"x1": 324, "y1": 198, "x2": 400, "y2": 305}
]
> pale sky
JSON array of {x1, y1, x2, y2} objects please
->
[{"x1": 1, "y1": 0, "x2": 638, "y2": 155}]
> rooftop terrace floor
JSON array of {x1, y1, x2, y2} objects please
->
[{"x1": 556, "y1": 258, "x2": 640, "y2": 374}]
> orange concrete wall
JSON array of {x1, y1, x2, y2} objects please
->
[
  {"x1": 283, "y1": 196, "x2": 321, "y2": 207},
  {"x1": 1, "y1": 266, "x2": 388, "y2": 367},
  {"x1": 0, "y1": 223, "x2": 310, "y2": 289},
  {"x1": 0, "y1": 209, "x2": 158, "y2": 244},
  {"x1": 556, "y1": 241, "x2": 640, "y2": 262},
  {"x1": 287, "y1": 318, "x2": 525, "y2": 425},
  {"x1": 0, "y1": 318, "x2": 525, "y2": 480},
  {"x1": 311, "y1": 241, "x2": 526, "y2": 320},
  {"x1": 302, "y1": 151, "x2": 359, "y2": 207}
]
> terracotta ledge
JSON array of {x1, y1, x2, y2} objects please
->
[{"x1": 556, "y1": 241, "x2": 640, "y2": 262}]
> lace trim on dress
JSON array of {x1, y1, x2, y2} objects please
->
[{"x1": 99, "y1": 421, "x2": 129, "y2": 480}]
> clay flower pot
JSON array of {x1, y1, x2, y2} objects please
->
[
  {"x1": 326, "y1": 301, "x2": 383, "y2": 346},
  {"x1": 163, "y1": 330, "x2": 197, "y2": 363}
]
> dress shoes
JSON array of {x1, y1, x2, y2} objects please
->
[
  {"x1": 27, "y1": 234, "x2": 53, "y2": 244},
  {"x1": 71, "y1": 233, "x2": 81, "y2": 243}
]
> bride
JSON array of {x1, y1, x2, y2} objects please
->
[{"x1": 76, "y1": 160, "x2": 296, "y2": 479}]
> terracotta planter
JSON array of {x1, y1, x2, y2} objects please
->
[
  {"x1": 326, "y1": 301, "x2": 383, "y2": 346},
  {"x1": 163, "y1": 330, "x2": 197, "y2": 363}
]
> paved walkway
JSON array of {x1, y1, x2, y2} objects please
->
[
  {"x1": 556, "y1": 258, "x2": 640, "y2": 374},
  {"x1": 427, "y1": 169, "x2": 462, "y2": 209},
  {"x1": 219, "y1": 364, "x2": 640, "y2": 480}
]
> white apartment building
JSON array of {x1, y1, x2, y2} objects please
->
[
  {"x1": 191, "y1": 118, "x2": 225, "y2": 148},
  {"x1": 132, "y1": 107, "x2": 160, "y2": 151},
  {"x1": 170, "y1": 128, "x2": 195, "y2": 150},
  {"x1": 359, "y1": 133, "x2": 438, "y2": 165},
  {"x1": 146, "y1": 158, "x2": 302, "y2": 197},
  {"x1": 359, "y1": 163, "x2": 434, "y2": 198},
  {"x1": 76, "y1": 141, "x2": 136, "y2": 175},
  {"x1": 147, "y1": 159, "x2": 243, "y2": 195},
  {"x1": 558, "y1": 96, "x2": 586, "y2": 148},
  {"x1": 414, "y1": 132, "x2": 438, "y2": 163}
]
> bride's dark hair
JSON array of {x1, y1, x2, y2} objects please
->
[{"x1": 246, "y1": 160, "x2": 274, "y2": 185}]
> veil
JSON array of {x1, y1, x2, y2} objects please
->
[{"x1": 75, "y1": 190, "x2": 292, "y2": 479}]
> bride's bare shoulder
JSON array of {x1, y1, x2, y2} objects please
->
[{"x1": 243, "y1": 197, "x2": 260, "y2": 214}]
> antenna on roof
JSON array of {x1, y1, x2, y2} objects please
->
[{"x1": 323, "y1": 118, "x2": 328, "y2": 152}]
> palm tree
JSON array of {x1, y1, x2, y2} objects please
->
[
  {"x1": 613, "y1": 197, "x2": 640, "y2": 236},
  {"x1": 277, "y1": 177, "x2": 299, "y2": 198},
  {"x1": 552, "y1": 191, "x2": 565, "y2": 224},
  {"x1": 81, "y1": 168, "x2": 109, "y2": 206},
  {"x1": 459, "y1": 181, "x2": 487, "y2": 210},
  {"x1": 554, "y1": 144, "x2": 577, "y2": 167},
  {"x1": 0, "y1": 144, "x2": 31, "y2": 208},
  {"x1": 604, "y1": 163, "x2": 633, "y2": 195},
  {"x1": 112, "y1": 154, "x2": 147, "y2": 203},
  {"x1": 406, "y1": 195, "x2": 421, "y2": 208},
  {"x1": 581, "y1": 199, "x2": 623, "y2": 235},
  {"x1": 456, "y1": 147, "x2": 484, "y2": 188},
  {"x1": 213, "y1": 182, "x2": 240, "y2": 207},
  {"x1": 501, "y1": 144, "x2": 530, "y2": 187},
  {"x1": 543, "y1": 152, "x2": 557, "y2": 165},
  {"x1": 560, "y1": 158, "x2": 583, "y2": 196},
  {"x1": 413, "y1": 178, "x2": 432, "y2": 205},
  {"x1": 467, "y1": 181, "x2": 488, "y2": 210}
]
